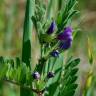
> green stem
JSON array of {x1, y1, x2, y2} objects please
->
[
  {"x1": 43, "y1": 42, "x2": 59, "y2": 59},
  {"x1": 36, "y1": 42, "x2": 59, "y2": 74},
  {"x1": 21, "y1": 0, "x2": 35, "y2": 96},
  {"x1": 58, "y1": 0, "x2": 62, "y2": 11}
]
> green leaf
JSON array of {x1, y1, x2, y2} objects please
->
[
  {"x1": 60, "y1": 84, "x2": 78, "y2": 96},
  {"x1": 68, "y1": 10, "x2": 79, "y2": 19},
  {"x1": 56, "y1": 12, "x2": 62, "y2": 28},
  {"x1": 26, "y1": 67, "x2": 32, "y2": 85},
  {"x1": 16, "y1": 65, "x2": 22, "y2": 82},
  {"x1": 46, "y1": 82, "x2": 59, "y2": 96},
  {"x1": 59, "y1": 57, "x2": 80, "y2": 96},
  {"x1": 61, "y1": 89, "x2": 75, "y2": 96},
  {"x1": 70, "y1": 68, "x2": 78, "y2": 76},
  {"x1": 65, "y1": 58, "x2": 80, "y2": 69},
  {"x1": 45, "y1": 53, "x2": 64, "y2": 96},
  {"x1": 15, "y1": 57, "x2": 20, "y2": 68},
  {"x1": 57, "y1": 0, "x2": 78, "y2": 32}
]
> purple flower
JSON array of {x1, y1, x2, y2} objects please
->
[
  {"x1": 50, "y1": 50, "x2": 59, "y2": 57},
  {"x1": 32, "y1": 72, "x2": 40, "y2": 80},
  {"x1": 57, "y1": 32, "x2": 72, "y2": 41},
  {"x1": 47, "y1": 21, "x2": 56, "y2": 34},
  {"x1": 59, "y1": 39, "x2": 72, "y2": 50},
  {"x1": 57, "y1": 26, "x2": 73, "y2": 41},
  {"x1": 47, "y1": 72, "x2": 55, "y2": 78},
  {"x1": 57, "y1": 26, "x2": 73, "y2": 50}
]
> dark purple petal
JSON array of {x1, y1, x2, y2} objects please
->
[
  {"x1": 57, "y1": 32, "x2": 72, "y2": 41},
  {"x1": 47, "y1": 72, "x2": 55, "y2": 78},
  {"x1": 59, "y1": 39, "x2": 72, "y2": 50},
  {"x1": 50, "y1": 50, "x2": 59, "y2": 57},
  {"x1": 64, "y1": 26, "x2": 73, "y2": 33},
  {"x1": 57, "y1": 26, "x2": 73, "y2": 41},
  {"x1": 47, "y1": 21, "x2": 56, "y2": 34},
  {"x1": 32, "y1": 72, "x2": 40, "y2": 80}
]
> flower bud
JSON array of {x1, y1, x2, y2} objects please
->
[
  {"x1": 32, "y1": 72, "x2": 40, "y2": 80},
  {"x1": 47, "y1": 72, "x2": 55, "y2": 78},
  {"x1": 50, "y1": 50, "x2": 59, "y2": 57},
  {"x1": 47, "y1": 21, "x2": 56, "y2": 34}
]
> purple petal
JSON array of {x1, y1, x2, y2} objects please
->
[
  {"x1": 47, "y1": 21, "x2": 56, "y2": 34},
  {"x1": 64, "y1": 26, "x2": 73, "y2": 33},
  {"x1": 57, "y1": 26, "x2": 73, "y2": 41},
  {"x1": 59, "y1": 39, "x2": 72, "y2": 50},
  {"x1": 57, "y1": 32, "x2": 72, "y2": 40}
]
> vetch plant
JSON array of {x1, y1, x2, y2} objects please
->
[{"x1": 0, "y1": 0, "x2": 80, "y2": 96}]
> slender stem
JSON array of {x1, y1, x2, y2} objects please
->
[
  {"x1": 58, "y1": 0, "x2": 62, "y2": 11},
  {"x1": 22, "y1": 0, "x2": 35, "y2": 68},
  {"x1": 43, "y1": 41, "x2": 59, "y2": 59},
  {"x1": 21, "y1": 0, "x2": 35, "y2": 95}
]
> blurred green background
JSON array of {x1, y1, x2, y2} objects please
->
[{"x1": 0, "y1": 0, "x2": 96, "y2": 96}]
